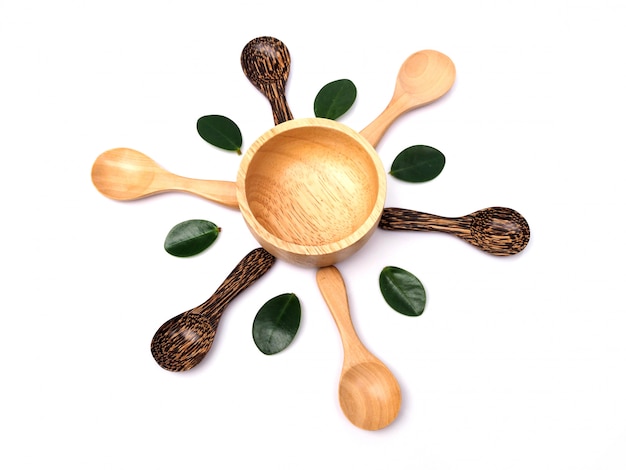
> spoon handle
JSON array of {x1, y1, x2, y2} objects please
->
[
  {"x1": 190, "y1": 248, "x2": 276, "y2": 327},
  {"x1": 159, "y1": 175, "x2": 239, "y2": 208},
  {"x1": 359, "y1": 99, "x2": 412, "y2": 148},
  {"x1": 316, "y1": 266, "x2": 370, "y2": 364},
  {"x1": 379, "y1": 207, "x2": 465, "y2": 233},
  {"x1": 261, "y1": 83, "x2": 293, "y2": 125}
]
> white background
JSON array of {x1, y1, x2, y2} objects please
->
[{"x1": 2, "y1": 0, "x2": 625, "y2": 468}]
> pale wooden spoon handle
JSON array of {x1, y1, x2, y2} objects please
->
[
  {"x1": 157, "y1": 175, "x2": 239, "y2": 208},
  {"x1": 316, "y1": 266, "x2": 370, "y2": 365},
  {"x1": 359, "y1": 98, "x2": 412, "y2": 148}
]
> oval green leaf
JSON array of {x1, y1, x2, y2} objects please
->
[
  {"x1": 164, "y1": 219, "x2": 220, "y2": 257},
  {"x1": 314, "y1": 79, "x2": 357, "y2": 120},
  {"x1": 196, "y1": 114, "x2": 243, "y2": 155},
  {"x1": 253, "y1": 293, "x2": 301, "y2": 355},
  {"x1": 379, "y1": 266, "x2": 426, "y2": 316},
  {"x1": 389, "y1": 145, "x2": 446, "y2": 182}
]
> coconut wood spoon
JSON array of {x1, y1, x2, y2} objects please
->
[
  {"x1": 241, "y1": 36, "x2": 293, "y2": 125},
  {"x1": 151, "y1": 248, "x2": 276, "y2": 372},
  {"x1": 317, "y1": 266, "x2": 401, "y2": 431},
  {"x1": 360, "y1": 49, "x2": 456, "y2": 147},
  {"x1": 379, "y1": 206, "x2": 530, "y2": 256},
  {"x1": 91, "y1": 147, "x2": 238, "y2": 207}
]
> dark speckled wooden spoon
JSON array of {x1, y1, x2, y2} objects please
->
[
  {"x1": 379, "y1": 206, "x2": 530, "y2": 256},
  {"x1": 241, "y1": 36, "x2": 293, "y2": 125},
  {"x1": 151, "y1": 248, "x2": 276, "y2": 372}
]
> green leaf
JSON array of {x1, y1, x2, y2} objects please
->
[
  {"x1": 389, "y1": 145, "x2": 446, "y2": 182},
  {"x1": 314, "y1": 79, "x2": 357, "y2": 120},
  {"x1": 379, "y1": 266, "x2": 426, "y2": 316},
  {"x1": 196, "y1": 115, "x2": 243, "y2": 155},
  {"x1": 253, "y1": 293, "x2": 301, "y2": 355},
  {"x1": 164, "y1": 219, "x2": 220, "y2": 257}
]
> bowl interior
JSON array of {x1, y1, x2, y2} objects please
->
[{"x1": 241, "y1": 121, "x2": 383, "y2": 248}]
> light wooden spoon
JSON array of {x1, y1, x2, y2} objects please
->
[
  {"x1": 360, "y1": 49, "x2": 456, "y2": 147},
  {"x1": 317, "y1": 265, "x2": 401, "y2": 431},
  {"x1": 91, "y1": 147, "x2": 238, "y2": 208},
  {"x1": 380, "y1": 206, "x2": 531, "y2": 256},
  {"x1": 151, "y1": 248, "x2": 276, "y2": 372},
  {"x1": 240, "y1": 36, "x2": 293, "y2": 125}
]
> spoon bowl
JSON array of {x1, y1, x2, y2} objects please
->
[
  {"x1": 339, "y1": 361, "x2": 402, "y2": 430},
  {"x1": 151, "y1": 313, "x2": 214, "y2": 372}
]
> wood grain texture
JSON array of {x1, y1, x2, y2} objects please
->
[
  {"x1": 91, "y1": 148, "x2": 239, "y2": 208},
  {"x1": 237, "y1": 118, "x2": 386, "y2": 267},
  {"x1": 240, "y1": 36, "x2": 293, "y2": 125},
  {"x1": 151, "y1": 248, "x2": 276, "y2": 372},
  {"x1": 317, "y1": 266, "x2": 401, "y2": 431},
  {"x1": 380, "y1": 206, "x2": 531, "y2": 256}
]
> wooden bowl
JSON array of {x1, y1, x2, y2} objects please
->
[{"x1": 237, "y1": 118, "x2": 386, "y2": 267}]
